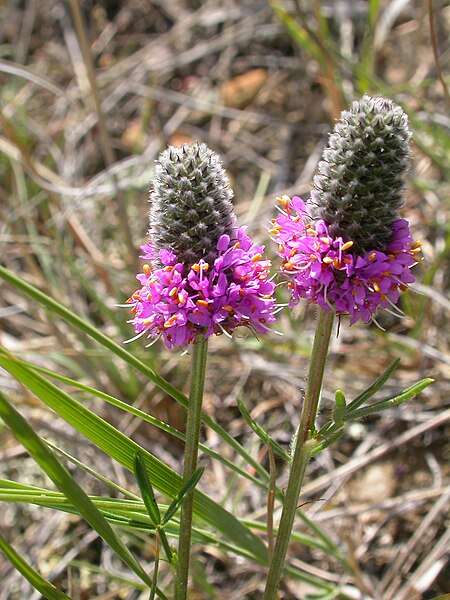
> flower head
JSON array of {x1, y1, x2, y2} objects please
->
[
  {"x1": 271, "y1": 96, "x2": 420, "y2": 325},
  {"x1": 310, "y1": 95, "x2": 411, "y2": 254},
  {"x1": 127, "y1": 142, "x2": 276, "y2": 348},
  {"x1": 127, "y1": 228, "x2": 276, "y2": 348},
  {"x1": 149, "y1": 143, "x2": 236, "y2": 269},
  {"x1": 270, "y1": 195, "x2": 421, "y2": 324}
]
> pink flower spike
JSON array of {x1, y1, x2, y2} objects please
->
[
  {"x1": 271, "y1": 196, "x2": 421, "y2": 325},
  {"x1": 127, "y1": 227, "x2": 277, "y2": 348}
]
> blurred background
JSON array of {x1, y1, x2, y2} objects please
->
[{"x1": 0, "y1": 1, "x2": 449, "y2": 598}]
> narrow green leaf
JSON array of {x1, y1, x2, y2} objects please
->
[
  {"x1": 332, "y1": 390, "x2": 346, "y2": 426},
  {"x1": 346, "y1": 358, "x2": 400, "y2": 413},
  {"x1": 0, "y1": 349, "x2": 267, "y2": 563},
  {"x1": 0, "y1": 532, "x2": 72, "y2": 600},
  {"x1": 311, "y1": 429, "x2": 345, "y2": 456},
  {"x1": 0, "y1": 264, "x2": 270, "y2": 484},
  {"x1": 0, "y1": 481, "x2": 342, "y2": 585},
  {"x1": 69, "y1": 559, "x2": 148, "y2": 592},
  {"x1": 149, "y1": 549, "x2": 160, "y2": 600},
  {"x1": 0, "y1": 484, "x2": 260, "y2": 562},
  {"x1": 162, "y1": 467, "x2": 204, "y2": 525},
  {"x1": 47, "y1": 440, "x2": 140, "y2": 501},
  {"x1": 26, "y1": 360, "x2": 266, "y2": 492},
  {"x1": 0, "y1": 390, "x2": 154, "y2": 591},
  {"x1": 346, "y1": 378, "x2": 434, "y2": 420},
  {"x1": 237, "y1": 397, "x2": 291, "y2": 462},
  {"x1": 134, "y1": 450, "x2": 161, "y2": 526},
  {"x1": 356, "y1": 0, "x2": 380, "y2": 92},
  {"x1": 271, "y1": 1, "x2": 323, "y2": 65}
]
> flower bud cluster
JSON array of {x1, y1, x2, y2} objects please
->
[
  {"x1": 149, "y1": 143, "x2": 236, "y2": 269},
  {"x1": 311, "y1": 95, "x2": 411, "y2": 254}
]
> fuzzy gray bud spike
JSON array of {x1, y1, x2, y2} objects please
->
[
  {"x1": 310, "y1": 95, "x2": 412, "y2": 254},
  {"x1": 149, "y1": 142, "x2": 236, "y2": 268}
]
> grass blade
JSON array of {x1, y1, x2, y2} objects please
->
[
  {"x1": 0, "y1": 264, "x2": 270, "y2": 484},
  {"x1": 134, "y1": 450, "x2": 162, "y2": 526},
  {"x1": 0, "y1": 348, "x2": 267, "y2": 563},
  {"x1": 0, "y1": 532, "x2": 72, "y2": 600},
  {"x1": 0, "y1": 390, "x2": 154, "y2": 591},
  {"x1": 237, "y1": 397, "x2": 291, "y2": 462},
  {"x1": 346, "y1": 358, "x2": 400, "y2": 412},
  {"x1": 346, "y1": 378, "x2": 434, "y2": 420},
  {"x1": 26, "y1": 360, "x2": 266, "y2": 491},
  {"x1": 162, "y1": 467, "x2": 204, "y2": 525}
]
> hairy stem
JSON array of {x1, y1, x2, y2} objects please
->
[
  {"x1": 263, "y1": 309, "x2": 334, "y2": 599},
  {"x1": 175, "y1": 337, "x2": 209, "y2": 600}
]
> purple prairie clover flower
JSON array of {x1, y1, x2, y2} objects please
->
[
  {"x1": 127, "y1": 227, "x2": 276, "y2": 348},
  {"x1": 270, "y1": 96, "x2": 423, "y2": 324},
  {"x1": 126, "y1": 142, "x2": 277, "y2": 348},
  {"x1": 270, "y1": 195, "x2": 421, "y2": 325}
]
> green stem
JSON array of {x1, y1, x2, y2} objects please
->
[
  {"x1": 157, "y1": 526, "x2": 173, "y2": 564},
  {"x1": 263, "y1": 309, "x2": 334, "y2": 599},
  {"x1": 175, "y1": 337, "x2": 209, "y2": 600}
]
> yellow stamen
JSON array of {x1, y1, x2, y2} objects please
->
[
  {"x1": 192, "y1": 262, "x2": 209, "y2": 272},
  {"x1": 169, "y1": 287, "x2": 178, "y2": 298},
  {"x1": 323, "y1": 257, "x2": 334, "y2": 265},
  {"x1": 164, "y1": 315, "x2": 178, "y2": 328},
  {"x1": 369, "y1": 252, "x2": 377, "y2": 260},
  {"x1": 268, "y1": 228, "x2": 280, "y2": 236},
  {"x1": 341, "y1": 240, "x2": 354, "y2": 251},
  {"x1": 333, "y1": 259, "x2": 342, "y2": 270},
  {"x1": 197, "y1": 299, "x2": 209, "y2": 308},
  {"x1": 373, "y1": 282, "x2": 381, "y2": 292},
  {"x1": 410, "y1": 240, "x2": 422, "y2": 250},
  {"x1": 223, "y1": 305, "x2": 234, "y2": 312},
  {"x1": 178, "y1": 293, "x2": 186, "y2": 305},
  {"x1": 276, "y1": 195, "x2": 291, "y2": 210},
  {"x1": 143, "y1": 264, "x2": 151, "y2": 276},
  {"x1": 251, "y1": 253, "x2": 263, "y2": 262},
  {"x1": 233, "y1": 241, "x2": 241, "y2": 250}
]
